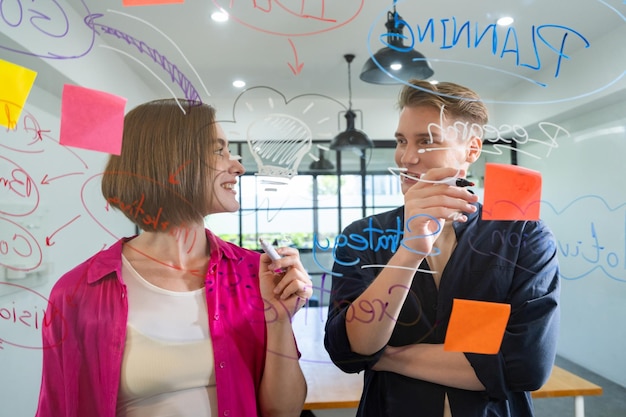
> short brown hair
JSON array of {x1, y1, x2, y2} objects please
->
[
  {"x1": 397, "y1": 79, "x2": 489, "y2": 127},
  {"x1": 101, "y1": 99, "x2": 219, "y2": 232}
]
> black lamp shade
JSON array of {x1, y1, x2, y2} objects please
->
[
  {"x1": 360, "y1": 47, "x2": 434, "y2": 84},
  {"x1": 309, "y1": 149, "x2": 335, "y2": 170},
  {"x1": 329, "y1": 110, "x2": 373, "y2": 151}
]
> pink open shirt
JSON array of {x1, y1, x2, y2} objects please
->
[{"x1": 36, "y1": 230, "x2": 268, "y2": 417}]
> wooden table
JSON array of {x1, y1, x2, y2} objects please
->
[
  {"x1": 292, "y1": 306, "x2": 362, "y2": 409},
  {"x1": 293, "y1": 306, "x2": 602, "y2": 416},
  {"x1": 532, "y1": 365, "x2": 603, "y2": 417}
]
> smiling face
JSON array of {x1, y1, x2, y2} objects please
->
[
  {"x1": 394, "y1": 105, "x2": 482, "y2": 195},
  {"x1": 206, "y1": 123, "x2": 245, "y2": 214}
]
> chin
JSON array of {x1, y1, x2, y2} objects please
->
[
  {"x1": 223, "y1": 203, "x2": 240, "y2": 213},
  {"x1": 208, "y1": 203, "x2": 240, "y2": 215}
]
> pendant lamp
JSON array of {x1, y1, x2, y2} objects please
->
[
  {"x1": 309, "y1": 145, "x2": 335, "y2": 171},
  {"x1": 360, "y1": 4, "x2": 434, "y2": 84},
  {"x1": 329, "y1": 54, "x2": 374, "y2": 151}
]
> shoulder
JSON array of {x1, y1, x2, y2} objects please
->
[
  {"x1": 469, "y1": 204, "x2": 555, "y2": 235},
  {"x1": 48, "y1": 239, "x2": 125, "y2": 299}
]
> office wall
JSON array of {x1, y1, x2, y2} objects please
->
[
  {"x1": 1, "y1": 1, "x2": 625, "y2": 416},
  {"x1": 0, "y1": 83, "x2": 136, "y2": 417},
  {"x1": 518, "y1": 96, "x2": 626, "y2": 387},
  {"x1": 495, "y1": 23, "x2": 626, "y2": 387}
]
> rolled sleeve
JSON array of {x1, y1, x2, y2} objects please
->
[
  {"x1": 324, "y1": 218, "x2": 389, "y2": 374},
  {"x1": 324, "y1": 304, "x2": 385, "y2": 374},
  {"x1": 466, "y1": 222, "x2": 560, "y2": 399}
]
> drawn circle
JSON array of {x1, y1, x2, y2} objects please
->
[
  {"x1": 0, "y1": 217, "x2": 43, "y2": 271},
  {"x1": 0, "y1": 1, "x2": 95, "y2": 59},
  {"x1": 366, "y1": 0, "x2": 626, "y2": 104},
  {"x1": 0, "y1": 155, "x2": 40, "y2": 216},
  {"x1": 81, "y1": 171, "x2": 200, "y2": 240},
  {"x1": 0, "y1": 282, "x2": 67, "y2": 350},
  {"x1": 212, "y1": 0, "x2": 365, "y2": 37}
]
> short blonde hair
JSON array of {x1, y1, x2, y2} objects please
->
[
  {"x1": 101, "y1": 99, "x2": 220, "y2": 232},
  {"x1": 397, "y1": 79, "x2": 489, "y2": 127}
]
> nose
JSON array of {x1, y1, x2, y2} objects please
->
[
  {"x1": 400, "y1": 143, "x2": 420, "y2": 166},
  {"x1": 229, "y1": 156, "x2": 245, "y2": 176}
]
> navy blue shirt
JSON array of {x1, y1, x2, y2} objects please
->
[{"x1": 324, "y1": 203, "x2": 560, "y2": 417}]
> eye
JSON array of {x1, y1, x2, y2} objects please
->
[{"x1": 214, "y1": 147, "x2": 228, "y2": 156}]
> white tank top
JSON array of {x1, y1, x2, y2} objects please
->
[{"x1": 116, "y1": 256, "x2": 217, "y2": 417}]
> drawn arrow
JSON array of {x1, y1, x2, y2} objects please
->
[
  {"x1": 40, "y1": 172, "x2": 84, "y2": 185},
  {"x1": 46, "y1": 215, "x2": 81, "y2": 246},
  {"x1": 168, "y1": 160, "x2": 192, "y2": 184},
  {"x1": 287, "y1": 38, "x2": 304, "y2": 75}
]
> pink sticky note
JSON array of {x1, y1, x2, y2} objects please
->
[
  {"x1": 123, "y1": 0, "x2": 184, "y2": 5},
  {"x1": 444, "y1": 299, "x2": 511, "y2": 354},
  {"x1": 0, "y1": 59, "x2": 37, "y2": 129},
  {"x1": 60, "y1": 85, "x2": 127, "y2": 155},
  {"x1": 482, "y1": 163, "x2": 542, "y2": 221}
]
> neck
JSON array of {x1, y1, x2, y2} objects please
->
[{"x1": 126, "y1": 223, "x2": 209, "y2": 271}]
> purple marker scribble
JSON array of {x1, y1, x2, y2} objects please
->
[
  {"x1": 84, "y1": 14, "x2": 202, "y2": 102},
  {"x1": 0, "y1": 0, "x2": 96, "y2": 59}
]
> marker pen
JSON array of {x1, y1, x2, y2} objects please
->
[
  {"x1": 390, "y1": 168, "x2": 474, "y2": 187},
  {"x1": 259, "y1": 238, "x2": 281, "y2": 261},
  {"x1": 440, "y1": 177, "x2": 475, "y2": 187}
]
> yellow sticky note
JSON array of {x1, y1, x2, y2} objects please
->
[
  {"x1": 0, "y1": 59, "x2": 37, "y2": 129},
  {"x1": 444, "y1": 299, "x2": 510, "y2": 354}
]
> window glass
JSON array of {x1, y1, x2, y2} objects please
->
[
  {"x1": 339, "y1": 175, "x2": 363, "y2": 208},
  {"x1": 208, "y1": 141, "x2": 403, "y2": 250}
]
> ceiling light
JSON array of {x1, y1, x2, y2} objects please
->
[
  {"x1": 211, "y1": 10, "x2": 229, "y2": 22},
  {"x1": 360, "y1": 4, "x2": 434, "y2": 84},
  {"x1": 309, "y1": 145, "x2": 335, "y2": 171},
  {"x1": 497, "y1": 16, "x2": 514, "y2": 26},
  {"x1": 330, "y1": 54, "x2": 374, "y2": 151},
  {"x1": 232, "y1": 80, "x2": 246, "y2": 88}
]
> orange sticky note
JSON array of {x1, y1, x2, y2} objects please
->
[
  {"x1": 123, "y1": 0, "x2": 184, "y2": 5},
  {"x1": 444, "y1": 299, "x2": 510, "y2": 354},
  {"x1": 0, "y1": 59, "x2": 37, "y2": 129},
  {"x1": 60, "y1": 85, "x2": 127, "y2": 155},
  {"x1": 482, "y1": 163, "x2": 542, "y2": 220}
]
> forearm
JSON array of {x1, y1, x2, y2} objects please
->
[
  {"x1": 259, "y1": 320, "x2": 307, "y2": 417},
  {"x1": 374, "y1": 344, "x2": 485, "y2": 391},
  {"x1": 346, "y1": 247, "x2": 425, "y2": 355}
]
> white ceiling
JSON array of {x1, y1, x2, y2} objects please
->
[{"x1": 2, "y1": 0, "x2": 625, "y2": 137}]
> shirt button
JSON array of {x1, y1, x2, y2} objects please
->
[
  {"x1": 223, "y1": 410, "x2": 230, "y2": 416},
  {"x1": 214, "y1": 314, "x2": 220, "y2": 320},
  {"x1": 219, "y1": 361, "x2": 226, "y2": 368}
]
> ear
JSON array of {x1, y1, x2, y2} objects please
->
[{"x1": 466, "y1": 136, "x2": 482, "y2": 163}]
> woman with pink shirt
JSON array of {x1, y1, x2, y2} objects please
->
[{"x1": 36, "y1": 98, "x2": 313, "y2": 417}]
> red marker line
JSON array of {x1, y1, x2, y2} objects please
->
[
  {"x1": 46, "y1": 215, "x2": 81, "y2": 246},
  {"x1": 40, "y1": 172, "x2": 84, "y2": 185}
]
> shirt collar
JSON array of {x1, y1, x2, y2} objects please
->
[{"x1": 86, "y1": 229, "x2": 238, "y2": 284}]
